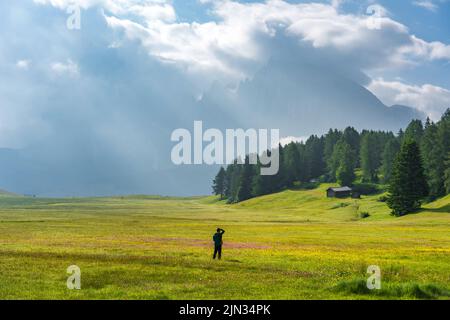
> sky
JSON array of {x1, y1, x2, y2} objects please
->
[{"x1": 0, "y1": 0, "x2": 450, "y2": 196}]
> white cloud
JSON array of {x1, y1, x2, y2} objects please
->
[
  {"x1": 368, "y1": 78, "x2": 450, "y2": 120},
  {"x1": 33, "y1": 0, "x2": 176, "y2": 21},
  {"x1": 413, "y1": 0, "x2": 438, "y2": 12},
  {"x1": 34, "y1": 0, "x2": 450, "y2": 80},
  {"x1": 32, "y1": 0, "x2": 450, "y2": 115},
  {"x1": 278, "y1": 136, "x2": 309, "y2": 147},
  {"x1": 406, "y1": 36, "x2": 450, "y2": 60},
  {"x1": 331, "y1": 0, "x2": 343, "y2": 9},
  {"x1": 16, "y1": 59, "x2": 31, "y2": 70},
  {"x1": 128, "y1": 3, "x2": 176, "y2": 22},
  {"x1": 102, "y1": 0, "x2": 450, "y2": 79},
  {"x1": 50, "y1": 59, "x2": 79, "y2": 76}
]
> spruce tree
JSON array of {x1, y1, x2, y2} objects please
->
[
  {"x1": 360, "y1": 132, "x2": 380, "y2": 182},
  {"x1": 223, "y1": 164, "x2": 234, "y2": 200},
  {"x1": 324, "y1": 129, "x2": 342, "y2": 180},
  {"x1": 252, "y1": 150, "x2": 276, "y2": 196},
  {"x1": 274, "y1": 144, "x2": 287, "y2": 190},
  {"x1": 404, "y1": 119, "x2": 424, "y2": 145},
  {"x1": 437, "y1": 108, "x2": 450, "y2": 193},
  {"x1": 397, "y1": 128, "x2": 404, "y2": 144},
  {"x1": 236, "y1": 156, "x2": 254, "y2": 202},
  {"x1": 381, "y1": 138, "x2": 400, "y2": 183},
  {"x1": 421, "y1": 118, "x2": 445, "y2": 199},
  {"x1": 335, "y1": 140, "x2": 356, "y2": 186},
  {"x1": 387, "y1": 141, "x2": 428, "y2": 216},
  {"x1": 212, "y1": 167, "x2": 226, "y2": 199},
  {"x1": 283, "y1": 142, "x2": 301, "y2": 187},
  {"x1": 342, "y1": 127, "x2": 360, "y2": 165},
  {"x1": 304, "y1": 135, "x2": 325, "y2": 180},
  {"x1": 329, "y1": 139, "x2": 355, "y2": 186},
  {"x1": 227, "y1": 162, "x2": 242, "y2": 203},
  {"x1": 445, "y1": 152, "x2": 450, "y2": 194}
]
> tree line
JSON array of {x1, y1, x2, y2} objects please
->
[{"x1": 212, "y1": 109, "x2": 450, "y2": 216}]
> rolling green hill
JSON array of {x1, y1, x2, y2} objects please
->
[{"x1": 0, "y1": 185, "x2": 448, "y2": 299}]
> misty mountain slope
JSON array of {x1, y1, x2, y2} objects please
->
[
  {"x1": 0, "y1": 59, "x2": 426, "y2": 197},
  {"x1": 223, "y1": 59, "x2": 425, "y2": 136}
]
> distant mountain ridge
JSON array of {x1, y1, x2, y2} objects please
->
[
  {"x1": 213, "y1": 59, "x2": 426, "y2": 136},
  {"x1": 0, "y1": 188, "x2": 19, "y2": 197}
]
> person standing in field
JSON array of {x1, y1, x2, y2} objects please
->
[{"x1": 213, "y1": 228, "x2": 225, "y2": 260}]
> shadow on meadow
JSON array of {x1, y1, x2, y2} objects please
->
[
  {"x1": 334, "y1": 279, "x2": 450, "y2": 299},
  {"x1": 424, "y1": 204, "x2": 450, "y2": 213}
]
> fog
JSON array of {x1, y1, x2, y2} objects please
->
[{"x1": 0, "y1": 2, "x2": 427, "y2": 196}]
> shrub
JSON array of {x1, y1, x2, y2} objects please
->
[{"x1": 359, "y1": 212, "x2": 370, "y2": 219}]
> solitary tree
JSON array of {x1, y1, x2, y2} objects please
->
[{"x1": 387, "y1": 140, "x2": 428, "y2": 216}]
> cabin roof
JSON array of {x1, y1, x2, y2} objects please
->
[{"x1": 327, "y1": 186, "x2": 352, "y2": 192}]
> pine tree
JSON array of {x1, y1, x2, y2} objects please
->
[
  {"x1": 342, "y1": 127, "x2": 360, "y2": 165},
  {"x1": 283, "y1": 142, "x2": 301, "y2": 187},
  {"x1": 329, "y1": 140, "x2": 356, "y2": 186},
  {"x1": 236, "y1": 156, "x2": 254, "y2": 202},
  {"x1": 439, "y1": 109, "x2": 450, "y2": 195},
  {"x1": 421, "y1": 118, "x2": 445, "y2": 199},
  {"x1": 404, "y1": 119, "x2": 424, "y2": 145},
  {"x1": 227, "y1": 162, "x2": 242, "y2": 203},
  {"x1": 252, "y1": 165, "x2": 266, "y2": 197},
  {"x1": 252, "y1": 150, "x2": 276, "y2": 197},
  {"x1": 438, "y1": 109, "x2": 450, "y2": 152},
  {"x1": 212, "y1": 167, "x2": 226, "y2": 199},
  {"x1": 324, "y1": 129, "x2": 342, "y2": 181},
  {"x1": 397, "y1": 128, "x2": 404, "y2": 144},
  {"x1": 445, "y1": 152, "x2": 450, "y2": 194},
  {"x1": 360, "y1": 132, "x2": 380, "y2": 182},
  {"x1": 328, "y1": 144, "x2": 341, "y2": 182},
  {"x1": 387, "y1": 141, "x2": 428, "y2": 216},
  {"x1": 274, "y1": 144, "x2": 287, "y2": 190},
  {"x1": 223, "y1": 164, "x2": 234, "y2": 200},
  {"x1": 304, "y1": 135, "x2": 325, "y2": 180},
  {"x1": 381, "y1": 138, "x2": 400, "y2": 183},
  {"x1": 336, "y1": 141, "x2": 356, "y2": 186}
]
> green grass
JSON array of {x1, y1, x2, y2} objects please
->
[{"x1": 0, "y1": 184, "x2": 449, "y2": 300}]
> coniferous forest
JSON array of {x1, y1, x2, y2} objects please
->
[{"x1": 213, "y1": 109, "x2": 450, "y2": 216}]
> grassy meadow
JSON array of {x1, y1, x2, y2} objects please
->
[{"x1": 0, "y1": 184, "x2": 449, "y2": 300}]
